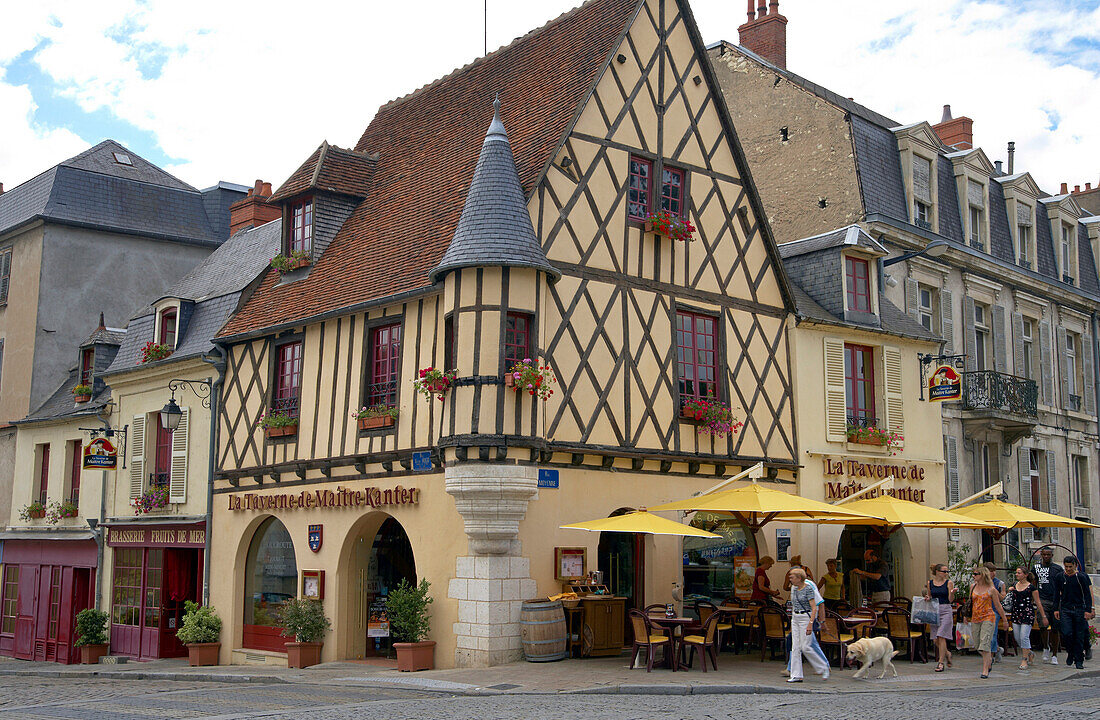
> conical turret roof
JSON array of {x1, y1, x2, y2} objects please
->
[{"x1": 430, "y1": 97, "x2": 559, "y2": 283}]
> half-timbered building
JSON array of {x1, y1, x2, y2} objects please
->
[{"x1": 211, "y1": 0, "x2": 798, "y2": 668}]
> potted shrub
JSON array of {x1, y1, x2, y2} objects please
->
[
  {"x1": 19, "y1": 500, "x2": 46, "y2": 521},
  {"x1": 176, "y1": 600, "x2": 222, "y2": 666},
  {"x1": 258, "y1": 409, "x2": 299, "y2": 439},
  {"x1": 72, "y1": 384, "x2": 93, "y2": 403},
  {"x1": 388, "y1": 578, "x2": 435, "y2": 672},
  {"x1": 680, "y1": 397, "x2": 743, "y2": 438},
  {"x1": 75, "y1": 608, "x2": 109, "y2": 664},
  {"x1": 270, "y1": 251, "x2": 311, "y2": 274},
  {"x1": 505, "y1": 359, "x2": 556, "y2": 400},
  {"x1": 353, "y1": 405, "x2": 398, "y2": 431},
  {"x1": 643, "y1": 211, "x2": 696, "y2": 242},
  {"x1": 45, "y1": 499, "x2": 80, "y2": 524},
  {"x1": 413, "y1": 367, "x2": 456, "y2": 402},
  {"x1": 131, "y1": 486, "x2": 169, "y2": 514},
  {"x1": 278, "y1": 597, "x2": 331, "y2": 668},
  {"x1": 139, "y1": 341, "x2": 173, "y2": 363}
]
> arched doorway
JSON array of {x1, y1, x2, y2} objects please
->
[
  {"x1": 683, "y1": 512, "x2": 757, "y2": 602},
  {"x1": 837, "y1": 525, "x2": 905, "y2": 604},
  {"x1": 242, "y1": 517, "x2": 297, "y2": 652},
  {"x1": 347, "y1": 515, "x2": 416, "y2": 659},
  {"x1": 598, "y1": 508, "x2": 644, "y2": 642}
]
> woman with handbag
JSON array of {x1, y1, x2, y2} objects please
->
[
  {"x1": 1006, "y1": 566, "x2": 1048, "y2": 669},
  {"x1": 971, "y1": 566, "x2": 1008, "y2": 679},
  {"x1": 923, "y1": 563, "x2": 955, "y2": 672}
]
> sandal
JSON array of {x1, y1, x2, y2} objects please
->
[
  {"x1": 935, "y1": 662, "x2": 945, "y2": 672},
  {"x1": 946, "y1": 652, "x2": 953, "y2": 668},
  {"x1": 980, "y1": 674, "x2": 989, "y2": 679}
]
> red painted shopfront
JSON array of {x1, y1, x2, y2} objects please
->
[
  {"x1": 105, "y1": 522, "x2": 204, "y2": 660},
  {"x1": 0, "y1": 538, "x2": 97, "y2": 664}
]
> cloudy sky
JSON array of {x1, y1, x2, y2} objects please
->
[{"x1": 2, "y1": 0, "x2": 1098, "y2": 195}]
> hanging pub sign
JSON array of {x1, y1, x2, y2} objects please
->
[
  {"x1": 308, "y1": 524, "x2": 323, "y2": 552},
  {"x1": 928, "y1": 364, "x2": 962, "y2": 402},
  {"x1": 83, "y1": 438, "x2": 118, "y2": 469}
]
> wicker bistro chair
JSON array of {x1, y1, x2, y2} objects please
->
[
  {"x1": 629, "y1": 610, "x2": 671, "y2": 672},
  {"x1": 884, "y1": 607, "x2": 928, "y2": 663},
  {"x1": 732, "y1": 599, "x2": 765, "y2": 653},
  {"x1": 890, "y1": 597, "x2": 912, "y2": 613},
  {"x1": 843, "y1": 608, "x2": 878, "y2": 640},
  {"x1": 833, "y1": 600, "x2": 853, "y2": 615},
  {"x1": 818, "y1": 610, "x2": 855, "y2": 669},
  {"x1": 680, "y1": 612, "x2": 721, "y2": 672},
  {"x1": 758, "y1": 606, "x2": 789, "y2": 662},
  {"x1": 696, "y1": 600, "x2": 733, "y2": 649}
]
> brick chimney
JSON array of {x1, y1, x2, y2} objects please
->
[
  {"x1": 932, "y1": 105, "x2": 973, "y2": 151},
  {"x1": 738, "y1": 0, "x2": 788, "y2": 69},
  {"x1": 229, "y1": 179, "x2": 281, "y2": 235}
]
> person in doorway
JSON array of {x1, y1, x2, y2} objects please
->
[
  {"x1": 751, "y1": 556, "x2": 781, "y2": 603},
  {"x1": 1053, "y1": 556, "x2": 1094, "y2": 670},
  {"x1": 818, "y1": 558, "x2": 844, "y2": 611},
  {"x1": 852, "y1": 549, "x2": 891, "y2": 603},
  {"x1": 923, "y1": 563, "x2": 955, "y2": 672},
  {"x1": 1033, "y1": 546, "x2": 1065, "y2": 664},
  {"x1": 970, "y1": 566, "x2": 1008, "y2": 679},
  {"x1": 984, "y1": 562, "x2": 1006, "y2": 661},
  {"x1": 782, "y1": 555, "x2": 815, "y2": 590},
  {"x1": 1007, "y1": 566, "x2": 1048, "y2": 670},
  {"x1": 786, "y1": 567, "x2": 829, "y2": 683}
]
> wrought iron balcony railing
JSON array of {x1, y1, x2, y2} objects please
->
[
  {"x1": 961, "y1": 371, "x2": 1038, "y2": 417},
  {"x1": 1069, "y1": 394, "x2": 1082, "y2": 412},
  {"x1": 148, "y1": 471, "x2": 170, "y2": 490},
  {"x1": 846, "y1": 415, "x2": 878, "y2": 429}
]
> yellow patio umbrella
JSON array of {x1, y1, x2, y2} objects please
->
[
  {"x1": 818, "y1": 494, "x2": 1000, "y2": 535},
  {"x1": 952, "y1": 498, "x2": 1099, "y2": 539},
  {"x1": 560, "y1": 508, "x2": 721, "y2": 537},
  {"x1": 646, "y1": 482, "x2": 886, "y2": 532}
]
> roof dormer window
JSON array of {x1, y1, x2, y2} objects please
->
[
  {"x1": 912, "y1": 155, "x2": 933, "y2": 230},
  {"x1": 289, "y1": 197, "x2": 313, "y2": 254},
  {"x1": 1061, "y1": 223, "x2": 1077, "y2": 285},
  {"x1": 845, "y1": 255, "x2": 872, "y2": 314},
  {"x1": 80, "y1": 347, "x2": 94, "y2": 386},
  {"x1": 159, "y1": 307, "x2": 177, "y2": 348},
  {"x1": 1015, "y1": 203, "x2": 1033, "y2": 270},
  {"x1": 967, "y1": 179, "x2": 986, "y2": 251}
]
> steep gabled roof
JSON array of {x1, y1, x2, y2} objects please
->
[
  {"x1": 219, "y1": 0, "x2": 639, "y2": 338},
  {"x1": 269, "y1": 142, "x2": 378, "y2": 202}
]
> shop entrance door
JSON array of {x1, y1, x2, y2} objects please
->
[
  {"x1": 360, "y1": 517, "x2": 416, "y2": 658},
  {"x1": 598, "y1": 509, "x2": 645, "y2": 645},
  {"x1": 110, "y1": 548, "x2": 165, "y2": 659},
  {"x1": 837, "y1": 526, "x2": 903, "y2": 605},
  {"x1": 13, "y1": 565, "x2": 38, "y2": 660}
]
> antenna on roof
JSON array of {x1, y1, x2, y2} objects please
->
[{"x1": 484, "y1": 0, "x2": 488, "y2": 56}]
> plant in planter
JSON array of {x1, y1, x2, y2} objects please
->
[
  {"x1": 139, "y1": 341, "x2": 173, "y2": 364},
  {"x1": 846, "y1": 423, "x2": 903, "y2": 453},
  {"x1": 75, "y1": 608, "x2": 110, "y2": 664},
  {"x1": 278, "y1": 597, "x2": 331, "y2": 668},
  {"x1": 505, "y1": 358, "x2": 556, "y2": 400},
  {"x1": 413, "y1": 367, "x2": 456, "y2": 402},
  {"x1": 131, "y1": 485, "x2": 170, "y2": 515},
  {"x1": 352, "y1": 404, "x2": 398, "y2": 430},
  {"x1": 19, "y1": 500, "x2": 46, "y2": 521},
  {"x1": 680, "y1": 397, "x2": 743, "y2": 438},
  {"x1": 258, "y1": 409, "x2": 299, "y2": 438},
  {"x1": 270, "y1": 250, "x2": 311, "y2": 274},
  {"x1": 176, "y1": 600, "x2": 222, "y2": 666},
  {"x1": 72, "y1": 384, "x2": 93, "y2": 403},
  {"x1": 388, "y1": 578, "x2": 435, "y2": 672},
  {"x1": 45, "y1": 499, "x2": 80, "y2": 524},
  {"x1": 644, "y1": 211, "x2": 696, "y2": 242}
]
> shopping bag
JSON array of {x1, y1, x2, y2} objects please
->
[
  {"x1": 955, "y1": 621, "x2": 972, "y2": 650},
  {"x1": 912, "y1": 596, "x2": 938, "y2": 625}
]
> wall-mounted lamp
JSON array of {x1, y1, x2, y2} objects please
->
[{"x1": 160, "y1": 378, "x2": 212, "y2": 432}]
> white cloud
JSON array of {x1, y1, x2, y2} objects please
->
[
  {"x1": 1, "y1": 0, "x2": 1098, "y2": 195},
  {"x1": 0, "y1": 79, "x2": 88, "y2": 189}
]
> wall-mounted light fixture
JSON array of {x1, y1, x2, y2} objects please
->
[{"x1": 160, "y1": 378, "x2": 212, "y2": 432}]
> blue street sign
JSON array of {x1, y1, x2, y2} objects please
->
[
  {"x1": 411, "y1": 451, "x2": 432, "y2": 472},
  {"x1": 538, "y1": 469, "x2": 559, "y2": 489}
]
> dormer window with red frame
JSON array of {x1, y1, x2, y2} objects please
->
[
  {"x1": 80, "y1": 348, "x2": 94, "y2": 386},
  {"x1": 845, "y1": 256, "x2": 871, "y2": 313},
  {"x1": 159, "y1": 308, "x2": 177, "y2": 348},
  {"x1": 289, "y1": 198, "x2": 313, "y2": 254}
]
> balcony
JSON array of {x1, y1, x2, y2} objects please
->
[
  {"x1": 1069, "y1": 394, "x2": 1082, "y2": 413},
  {"x1": 960, "y1": 371, "x2": 1038, "y2": 444}
]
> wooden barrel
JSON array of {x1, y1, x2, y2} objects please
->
[{"x1": 520, "y1": 599, "x2": 567, "y2": 662}]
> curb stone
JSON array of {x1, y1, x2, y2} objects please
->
[
  {"x1": 0, "y1": 669, "x2": 286, "y2": 684},
  {"x1": 565, "y1": 683, "x2": 811, "y2": 695}
]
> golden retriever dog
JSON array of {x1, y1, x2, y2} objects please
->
[{"x1": 845, "y1": 636, "x2": 899, "y2": 679}]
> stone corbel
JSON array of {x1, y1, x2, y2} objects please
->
[{"x1": 445, "y1": 462, "x2": 538, "y2": 555}]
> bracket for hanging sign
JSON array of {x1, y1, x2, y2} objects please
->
[{"x1": 917, "y1": 353, "x2": 966, "y2": 401}]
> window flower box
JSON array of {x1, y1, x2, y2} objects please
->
[
  {"x1": 505, "y1": 358, "x2": 555, "y2": 401},
  {"x1": 413, "y1": 367, "x2": 456, "y2": 402},
  {"x1": 132, "y1": 486, "x2": 169, "y2": 515},
  {"x1": 354, "y1": 405, "x2": 398, "y2": 431},
  {"x1": 846, "y1": 423, "x2": 902, "y2": 452},
  {"x1": 72, "y1": 384, "x2": 93, "y2": 403},
  {"x1": 258, "y1": 409, "x2": 299, "y2": 439},
  {"x1": 271, "y1": 251, "x2": 311, "y2": 274},
  {"x1": 45, "y1": 499, "x2": 80, "y2": 524},
  {"x1": 680, "y1": 397, "x2": 743, "y2": 438},
  {"x1": 644, "y1": 211, "x2": 696, "y2": 242},
  {"x1": 140, "y1": 341, "x2": 173, "y2": 364},
  {"x1": 19, "y1": 501, "x2": 46, "y2": 521}
]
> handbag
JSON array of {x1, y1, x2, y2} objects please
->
[
  {"x1": 912, "y1": 596, "x2": 938, "y2": 625},
  {"x1": 1002, "y1": 589, "x2": 1014, "y2": 613}
]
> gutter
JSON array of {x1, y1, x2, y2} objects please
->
[
  {"x1": 93, "y1": 405, "x2": 112, "y2": 611},
  {"x1": 200, "y1": 346, "x2": 227, "y2": 606}
]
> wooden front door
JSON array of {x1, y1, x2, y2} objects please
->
[
  {"x1": 13, "y1": 565, "x2": 38, "y2": 660},
  {"x1": 110, "y1": 548, "x2": 164, "y2": 659}
]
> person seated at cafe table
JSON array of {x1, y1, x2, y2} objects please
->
[
  {"x1": 752, "y1": 556, "x2": 782, "y2": 604},
  {"x1": 782, "y1": 555, "x2": 815, "y2": 590}
]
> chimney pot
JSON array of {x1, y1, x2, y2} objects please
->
[
  {"x1": 229, "y1": 179, "x2": 283, "y2": 234},
  {"x1": 253, "y1": 179, "x2": 263, "y2": 193},
  {"x1": 994, "y1": 160, "x2": 1003, "y2": 175},
  {"x1": 1007, "y1": 141, "x2": 1015, "y2": 174},
  {"x1": 1074, "y1": 185, "x2": 1081, "y2": 193},
  {"x1": 1087, "y1": 183, "x2": 1093, "y2": 191},
  {"x1": 97, "y1": 312, "x2": 105, "y2": 331},
  {"x1": 740, "y1": 0, "x2": 789, "y2": 69},
  {"x1": 261, "y1": 182, "x2": 272, "y2": 197},
  {"x1": 746, "y1": 0, "x2": 754, "y2": 22},
  {"x1": 932, "y1": 112, "x2": 973, "y2": 151},
  {"x1": 941, "y1": 105, "x2": 952, "y2": 123},
  {"x1": 1061, "y1": 182, "x2": 1069, "y2": 195}
]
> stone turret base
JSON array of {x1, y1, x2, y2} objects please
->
[{"x1": 449, "y1": 552, "x2": 538, "y2": 667}]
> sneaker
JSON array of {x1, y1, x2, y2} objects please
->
[
  {"x1": 1075, "y1": 661, "x2": 1084, "y2": 670},
  {"x1": 786, "y1": 677, "x2": 803, "y2": 683},
  {"x1": 1043, "y1": 649, "x2": 1052, "y2": 663},
  {"x1": 821, "y1": 670, "x2": 830, "y2": 681},
  {"x1": 1051, "y1": 656, "x2": 1059, "y2": 666}
]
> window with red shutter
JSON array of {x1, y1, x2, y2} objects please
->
[
  {"x1": 80, "y1": 348, "x2": 94, "y2": 387},
  {"x1": 274, "y1": 341, "x2": 303, "y2": 417},
  {"x1": 151, "y1": 419, "x2": 172, "y2": 490},
  {"x1": 159, "y1": 308, "x2": 177, "y2": 348},
  {"x1": 676, "y1": 310, "x2": 719, "y2": 402},
  {"x1": 289, "y1": 198, "x2": 313, "y2": 254},
  {"x1": 504, "y1": 313, "x2": 532, "y2": 369},
  {"x1": 844, "y1": 344, "x2": 876, "y2": 423},
  {"x1": 366, "y1": 323, "x2": 401, "y2": 408},
  {"x1": 845, "y1": 256, "x2": 871, "y2": 313}
]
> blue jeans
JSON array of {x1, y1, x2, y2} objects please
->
[{"x1": 991, "y1": 608, "x2": 1000, "y2": 653}]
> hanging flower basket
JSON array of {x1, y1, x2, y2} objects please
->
[
  {"x1": 271, "y1": 251, "x2": 311, "y2": 274},
  {"x1": 72, "y1": 384, "x2": 93, "y2": 403},
  {"x1": 140, "y1": 342, "x2": 173, "y2": 364},
  {"x1": 258, "y1": 409, "x2": 299, "y2": 438},
  {"x1": 505, "y1": 359, "x2": 556, "y2": 401},
  {"x1": 413, "y1": 367, "x2": 456, "y2": 402},
  {"x1": 353, "y1": 405, "x2": 398, "y2": 430},
  {"x1": 19, "y1": 501, "x2": 46, "y2": 521},
  {"x1": 132, "y1": 486, "x2": 170, "y2": 515},
  {"x1": 680, "y1": 398, "x2": 743, "y2": 438},
  {"x1": 644, "y1": 211, "x2": 696, "y2": 242}
]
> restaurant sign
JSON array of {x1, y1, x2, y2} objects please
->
[
  {"x1": 228, "y1": 485, "x2": 420, "y2": 512},
  {"x1": 106, "y1": 523, "x2": 206, "y2": 548},
  {"x1": 83, "y1": 438, "x2": 118, "y2": 469},
  {"x1": 822, "y1": 458, "x2": 928, "y2": 504},
  {"x1": 927, "y1": 365, "x2": 961, "y2": 402}
]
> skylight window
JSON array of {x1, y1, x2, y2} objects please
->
[{"x1": 113, "y1": 152, "x2": 133, "y2": 166}]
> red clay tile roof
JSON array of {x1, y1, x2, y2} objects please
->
[
  {"x1": 219, "y1": 0, "x2": 638, "y2": 339},
  {"x1": 268, "y1": 142, "x2": 378, "y2": 203}
]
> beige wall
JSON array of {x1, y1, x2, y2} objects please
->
[{"x1": 0, "y1": 225, "x2": 44, "y2": 424}]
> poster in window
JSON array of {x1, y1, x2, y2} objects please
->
[
  {"x1": 732, "y1": 548, "x2": 757, "y2": 600},
  {"x1": 368, "y1": 597, "x2": 390, "y2": 638}
]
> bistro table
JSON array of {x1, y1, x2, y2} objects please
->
[
  {"x1": 718, "y1": 605, "x2": 759, "y2": 653},
  {"x1": 647, "y1": 614, "x2": 696, "y2": 670},
  {"x1": 841, "y1": 609, "x2": 879, "y2": 639}
]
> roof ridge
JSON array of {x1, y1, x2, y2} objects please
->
[
  {"x1": 377, "y1": 0, "x2": 602, "y2": 114},
  {"x1": 310, "y1": 141, "x2": 330, "y2": 189}
]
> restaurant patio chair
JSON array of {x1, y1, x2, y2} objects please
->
[
  {"x1": 818, "y1": 610, "x2": 854, "y2": 669},
  {"x1": 629, "y1": 609, "x2": 670, "y2": 672},
  {"x1": 833, "y1": 600, "x2": 853, "y2": 615},
  {"x1": 843, "y1": 607, "x2": 878, "y2": 639},
  {"x1": 680, "y1": 612, "x2": 721, "y2": 672},
  {"x1": 696, "y1": 600, "x2": 733, "y2": 649},
  {"x1": 884, "y1": 607, "x2": 928, "y2": 663},
  {"x1": 890, "y1": 596, "x2": 912, "y2": 613},
  {"x1": 758, "y1": 606, "x2": 789, "y2": 662}
]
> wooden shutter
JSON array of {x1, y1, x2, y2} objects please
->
[
  {"x1": 1083, "y1": 332, "x2": 1096, "y2": 415},
  {"x1": 1039, "y1": 321, "x2": 1053, "y2": 403},
  {"x1": 169, "y1": 407, "x2": 189, "y2": 503},
  {"x1": 1011, "y1": 313, "x2": 1024, "y2": 378},
  {"x1": 913, "y1": 157, "x2": 932, "y2": 204},
  {"x1": 904, "y1": 278, "x2": 919, "y2": 321},
  {"x1": 963, "y1": 296, "x2": 977, "y2": 371},
  {"x1": 991, "y1": 305, "x2": 1007, "y2": 373},
  {"x1": 1056, "y1": 327, "x2": 1070, "y2": 410},
  {"x1": 945, "y1": 435, "x2": 960, "y2": 541},
  {"x1": 940, "y1": 289, "x2": 954, "y2": 354},
  {"x1": 129, "y1": 415, "x2": 145, "y2": 500},
  {"x1": 1046, "y1": 451, "x2": 1059, "y2": 542},
  {"x1": 0, "y1": 249, "x2": 10, "y2": 304},
  {"x1": 1019, "y1": 447, "x2": 1033, "y2": 543},
  {"x1": 882, "y1": 346, "x2": 904, "y2": 446},
  {"x1": 824, "y1": 337, "x2": 847, "y2": 443}
]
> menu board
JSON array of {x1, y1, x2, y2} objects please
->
[
  {"x1": 732, "y1": 548, "x2": 758, "y2": 600},
  {"x1": 368, "y1": 597, "x2": 389, "y2": 638}
]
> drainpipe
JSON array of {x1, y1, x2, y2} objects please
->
[
  {"x1": 93, "y1": 405, "x2": 112, "y2": 611},
  {"x1": 200, "y1": 345, "x2": 227, "y2": 606}
]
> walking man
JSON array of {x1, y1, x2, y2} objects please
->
[
  {"x1": 1053, "y1": 555, "x2": 1094, "y2": 670},
  {"x1": 1033, "y1": 546, "x2": 1065, "y2": 664}
]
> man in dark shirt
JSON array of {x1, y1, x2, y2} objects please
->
[
  {"x1": 852, "y1": 549, "x2": 891, "y2": 603},
  {"x1": 1033, "y1": 547, "x2": 1065, "y2": 663},
  {"x1": 1053, "y1": 556, "x2": 1094, "y2": 669}
]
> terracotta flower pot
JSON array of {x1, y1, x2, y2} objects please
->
[
  {"x1": 504, "y1": 374, "x2": 515, "y2": 388},
  {"x1": 393, "y1": 640, "x2": 436, "y2": 672},
  {"x1": 28, "y1": 508, "x2": 46, "y2": 519},
  {"x1": 849, "y1": 434, "x2": 886, "y2": 446},
  {"x1": 186, "y1": 642, "x2": 220, "y2": 666},
  {"x1": 644, "y1": 219, "x2": 668, "y2": 237},
  {"x1": 265, "y1": 423, "x2": 298, "y2": 439},
  {"x1": 74, "y1": 394, "x2": 92, "y2": 403},
  {"x1": 357, "y1": 415, "x2": 394, "y2": 431},
  {"x1": 80, "y1": 644, "x2": 109, "y2": 665},
  {"x1": 285, "y1": 641, "x2": 323, "y2": 669}
]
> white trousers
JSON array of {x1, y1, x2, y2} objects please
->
[{"x1": 790, "y1": 613, "x2": 828, "y2": 680}]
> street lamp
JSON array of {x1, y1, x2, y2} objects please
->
[
  {"x1": 160, "y1": 379, "x2": 212, "y2": 432},
  {"x1": 160, "y1": 396, "x2": 183, "y2": 431},
  {"x1": 882, "y1": 239, "x2": 949, "y2": 267}
]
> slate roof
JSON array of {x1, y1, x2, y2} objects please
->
[
  {"x1": 269, "y1": 143, "x2": 378, "y2": 203},
  {"x1": 788, "y1": 279, "x2": 938, "y2": 343},
  {"x1": 80, "y1": 325, "x2": 127, "y2": 348},
  {"x1": 431, "y1": 98, "x2": 559, "y2": 282},
  {"x1": 105, "y1": 219, "x2": 281, "y2": 375},
  {"x1": 778, "y1": 225, "x2": 886, "y2": 259},
  {"x1": 0, "y1": 140, "x2": 234, "y2": 245},
  {"x1": 18, "y1": 367, "x2": 113, "y2": 424},
  {"x1": 219, "y1": 0, "x2": 639, "y2": 338}
]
